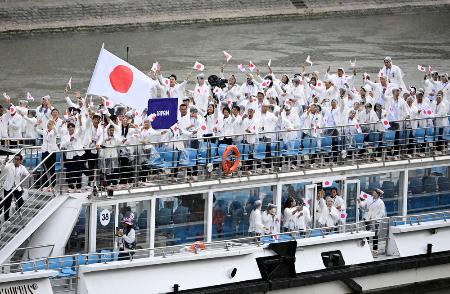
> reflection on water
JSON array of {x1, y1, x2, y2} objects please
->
[{"x1": 0, "y1": 11, "x2": 449, "y2": 109}]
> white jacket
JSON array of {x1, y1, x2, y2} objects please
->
[
  {"x1": 2, "y1": 163, "x2": 30, "y2": 191},
  {"x1": 249, "y1": 208, "x2": 264, "y2": 234}
]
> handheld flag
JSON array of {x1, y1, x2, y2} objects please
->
[
  {"x1": 305, "y1": 55, "x2": 313, "y2": 67},
  {"x1": 26, "y1": 92, "x2": 34, "y2": 101},
  {"x1": 193, "y1": 61, "x2": 205, "y2": 71},
  {"x1": 261, "y1": 80, "x2": 271, "y2": 88},
  {"x1": 429, "y1": 65, "x2": 433, "y2": 72},
  {"x1": 148, "y1": 113, "x2": 157, "y2": 122},
  {"x1": 350, "y1": 58, "x2": 356, "y2": 67},
  {"x1": 223, "y1": 51, "x2": 232, "y2": 63},
  {"x1": 9, "y1": 105, "x2": 16, "y2": 114},
  {"x1": 151, "y1": 62, "x2": 159, "y2": 74},
  {"x1": 249, "y1": 61, "x2": 256, "y2": 72},
  {"x1": 67, "y1": 77, "x2": 72, "y2": 89},
  {"x1": 382, "y1": 119, "x2": 390, "y2": 129},
  {"x1": 3, "y1": 93, "x2": 10, "y2": 101},
  {"x1": 417, "y1": 65, "x2": 426, "y2": 72},
  {"x1": 237, "y1": 64, "x2": 246, "y2": 73},
  {"x1": 322, "y1": 180, "x2": 333, "y2": 188},
  {"x1": 268, "y1": 59, "x2": 272, "y2": 67},
  {"x1": 170, "y1": 123, "x2": 180, "y2": 137},
  {"x1": 87, "y1": 46, "x2": 158, "y2": 112}
]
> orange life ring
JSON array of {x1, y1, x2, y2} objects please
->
[
  {"x1": 222, "y1": 145, "x2": 240, "y2": 175},
  {"x1": 188, "y1": 241, "x2": 206, "y2": 252}
]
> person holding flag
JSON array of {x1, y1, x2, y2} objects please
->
[
  {"x1": 193, "y1": 73, "x2": 211, "y2": 116},
  {"x1": 156, "y1": 67, "x2": 191, "y2": 107},
  {"x1": 358, "y1": 188, "x2": 386, "y2": 256}
]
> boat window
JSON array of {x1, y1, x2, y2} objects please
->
[
  {"x1": 118, "y1": 200, "x2": 151, "y2": 249},
  {"x1": 212, "y1": 186, "x2": 275, "y2": 241},
  {"x1": 155, "y1": 193, "x2": 207, "y2": 247},
  {"x1": 408, "y1": 166, "x2": 449, "y2": 214},
  {"x1": 350, "y1": 172, "x2": 404, "y2": 217},
  {"x1": 96, "y1": 204, "x2": 116, "y2": 252},
  {"x1": 65, "y1": 204, "x2": 90, "y2": 255}
]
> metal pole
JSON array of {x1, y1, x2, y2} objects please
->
[{"x1": 126, "y1": 46, "x2": 129, "y2": 62}]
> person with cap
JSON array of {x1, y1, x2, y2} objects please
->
[
  {"x1": 262, "y1": 204, "x2": 279, "y2": 235},
  {"x1": 358, "y1": 188, "x2": 386, "y2": 256},
  {"x1": 60, "y1": 120, "x2": 85, "y2": 192},
  {"x1": 116, "y1": 216, "x2": 136, "y2": 260},
  {"x1": 248, "y1": 200, "x2": 266, "y2": 236},
  {"x1": 424, "y1": 71, "x2": 440, "y2": 101},
  {"x1": 431, "y1": 91, "x2": 449, "y2": 154},
  {"x1": 193, "y1": 73, "x2": 211, "y2": 116},
  {"x1": 1, "y1": 153, "x2": 29, "y2": 222},
  {"x1": 379, "y1": 57, "x2": 406, "y2": 91}
]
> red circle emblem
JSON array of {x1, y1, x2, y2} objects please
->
[{"x1": 109, "y1": 65, "x2": 133, "y2": 93}]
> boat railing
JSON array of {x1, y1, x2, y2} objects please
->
[
  {"x1": 34, "y1": 115, "x2": 449, "y2": 194},
  {"x1": 0, "y1": 151, "x2": 60, "y2": 251},
  {"x1": 0, "y1": 216, "x2": 393, "y2": 294},
  {"x1": 390, "y1": 210, "x2": 449, "y2": 226}
]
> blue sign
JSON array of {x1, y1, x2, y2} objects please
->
[{"x1": 147, "y1": 98, "x2": 178, "y2": 129}]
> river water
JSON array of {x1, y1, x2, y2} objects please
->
[{"x1": 1, "y1": 11, "x2": 450, "y2": 109}]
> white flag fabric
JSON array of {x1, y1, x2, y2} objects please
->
[{"x1": 87, "y1": 47, "x2": 157, "y2": 112}]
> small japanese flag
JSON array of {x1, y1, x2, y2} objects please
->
[
  {"x1": 268, "y1": 59, "x2": 272, "y2": 67},
  {"x1": 360, "y1": 191, "x2": 370, "y2": 200},
  {"x1": 339, "y1": 212, "x2": 347, "y2": 219},
  {"x1": 193, "y1": 61, "x2": 205, "y2": 71},
  {"x1": 64, "y1": 110, "x2": 69, "y2": 119},
  {"x1": 425, "y1": 109, "x2": 433, "y2": 116},
  {"x1": 3, "y1": 93, "x2": 10, "y2": 100},
  {"x1": 249, "y1": 61, "x2": 256, "y2": 72},
  {"x1": 417, "y1": 65, "x2": 426, "y2": 72},
  {"x1": 322, "y1": 180, "x2": 332, "y2": 188},
  {"x1": 162, "y1": 78, "x2": 170, "y2": 87},
  {"x1": 213, "y1": 87, "x2": 223, "y2": 95},
  {"x1": 9, "y1": 105, "x2": 16, "y2": 114},
  {"x1": 103, "y1": 98, "x2": 113, "y2": 108},
  {"x1": 170, "y1": 123, "x2": 180, "y2": 137},
  {"x1": 26, "y1": 92, "x2": 34, "y2": 101},
  {"x1": 317, "y1": 82, "x2": 322, "y2": 87},
  {"x1": 227, "y1": 99, "x2": 232, "y2": 108},
  {"x1": 355, "y1": 123, "x2": 362, "y2": 133},
  {"x1": 237, "y1": 64, "x2": 246, "y2": 73},
  {"x1": 223, "y1": 51, "x2": 232, "y2": 62},
  {"x1": 151, "y1": 62, "x2": 159, "y2": 73},
  {"x1": 67, "y1": 77, "x2": 72, "y2": 89},
  {"x1": 305, "y1": 55, "x2": 313, "y2": 67},
  {"x1": 149, "y1": 113, "x2": 157, "y2": 122},
  {"x1": 135, "y1": 111, "x2": 140, "y2": 117},
  {"x1": 429, "y1": 65, "x2": 433, "y2": 72},
  {"x1": 261, "y1": 80, "x2": 271, "y2": 88},
  {"x1": 200, "y1": 124, "x2": 207, "y2": 132},
  {"x1": 363, "y1": 72, "x2": 369, "y2": 81},
  {"x1": 382, "y1": 119, "x2": 390, "y2": 129}
]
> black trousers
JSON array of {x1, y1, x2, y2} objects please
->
[
  {"x1": 218, "y1": 137, "x2": 233, "y2": 146},
  {"x1": 65, "y1": 155, "x2": 82, "y2": 189},
  {"x1": 42, "y1": 152, "x2": 56, "y2": 187},
  {"x1": 2, "y1": 189, "x2": 24, "y2": 221},
  {"x1": 82, "y1": 150, "x2": 98, "y2": 184},
  {"x1": 388, "y1": 122, "x2": 401, "y2": 156},
  {"x1": 365, "y1": 221, "x2": 379, "y2": 251}
]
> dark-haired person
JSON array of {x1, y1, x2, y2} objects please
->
[
  {"x1": 156, "y1": 65, "x2": 191, "y2": 107},
  {"x1": 282, "y1": 197, "x2": 302, "y2": 232},
  {"x1": 82, "y1": 113, "x2": 103, "y2": 188},
  {"x1": 218, "y1": 106, "x2": 233, "y2": 145},
  {"x1": 1, "y1": 154, "x2": 29, "y2": 222},
  {"x1": 193, "y1": 73, "x2": 210, "y2": 116},
  {"x1": 60, "y1": 121, "x2": 85, "y2": 192},
  {"x1": 35, "y1": 119, "x2": 58, "y2": 192}
]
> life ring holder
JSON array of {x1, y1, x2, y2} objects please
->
[
  {"x1": 222, "y1": 145, "x2": 240, "y2": 175},
  {"x1": 188, "y1": 241, "x2": 206, "y2": 253}
]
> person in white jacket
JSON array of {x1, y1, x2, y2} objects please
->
[
  {"x1": 282, "y1": 197, "x2": 303, "y2": 232},
  {"x1": 7, "y1": 107, "x2": 23, "y2": 143},
  {"x1": 262, "y1": 204, "x2": 279, "y2": 235},
  {"x1": 116, "y1": 216, "x2": 136, "y2": 260},
  {"x1": 294, "y1": 199, "x2": 311, "y2": 232},
  {"x1": 60, "y1": 121, "x2": 85, "y2": 192},
  {"x1": 359, "y1": 188, "x2": 386, "y2": 254},
  {"x1": 432, "y1": 91, "x2": 449, "y2": 154},
  {"x1": 318, "y1": 197, "x2": 339, "y2": 228},
  {"x1": 99, "y1": 125, "x2": 120, "y2": 187},
  {"x1": 378, "y1": 56, "x2": 406, "y2": 91},
  {"x1": 193, "y1": 73, "x2": 210, "y2": 116},
  {"x1": 35, "y1": 119, "x2": 59, "y2": 192},
  {"x1": 248, "y1": 200, "x2": 266, "y2": 236},
  {"x1": 1, "y1": 153, "x2": 29, "y2": 221}
]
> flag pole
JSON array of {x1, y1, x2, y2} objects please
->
[{"x1": 126, "y1": 46, "x2": 130, "y2": 62}]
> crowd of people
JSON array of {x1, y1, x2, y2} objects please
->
[{"x1": 0, "y1": 57, "x2": 448, "y2": 190}]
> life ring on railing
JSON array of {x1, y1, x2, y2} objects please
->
[
  {"x1": 188, "y1": 241, "x2": 206, "y2": 253},
  {"x1": 222, "y1": 145, "x2": 240, "y2": 175}
]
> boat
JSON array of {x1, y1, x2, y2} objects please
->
[{"x1": 0, "y1": 117, "x2": 450, "y2": 294}]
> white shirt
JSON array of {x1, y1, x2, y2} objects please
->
[
  {"x1": 248, "y1": 208, "x2": 264, "y2": 234},
  {"x1": 2, "y1": 163, "x2": 29, "y2": 191},
  {"x1": 37, "y1": 129, "x2": 59, "y2": 153},
  {"x1": 361, "y1": 198, "x2": 386, "y2": 221},
  {"x1": 379, "y1": 64, "x2": 406, "y2": 90},
  {"x1": 318, "y1": 206, "x2": 339, "y2": 227}
]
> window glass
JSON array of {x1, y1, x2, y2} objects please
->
[
  {"x1": 118, "y1": 200, "x2": 151, "y2": 249},
  {"x1": 96, "y1": 204, "x2": 115, "y2": 252},
  {"x1": 408, "y1": 166, "x2": 449, "y2": 214},
  {"x1": 155, "y1": 193, "x2": 206, "y2": 246},
  {"x1": 212, "y1": 186, "x2": 275, "y2": 240},
  {"x1": 65, "y1": 205, "x2": 89, "y2": 255}
]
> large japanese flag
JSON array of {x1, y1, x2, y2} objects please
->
[{"x1": 87, "y1": 47, "x2": 157, "y2": 112}]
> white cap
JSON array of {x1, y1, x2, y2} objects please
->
[{"x1": 363, "y1": 85, "x2": 372, "y2": 93}]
